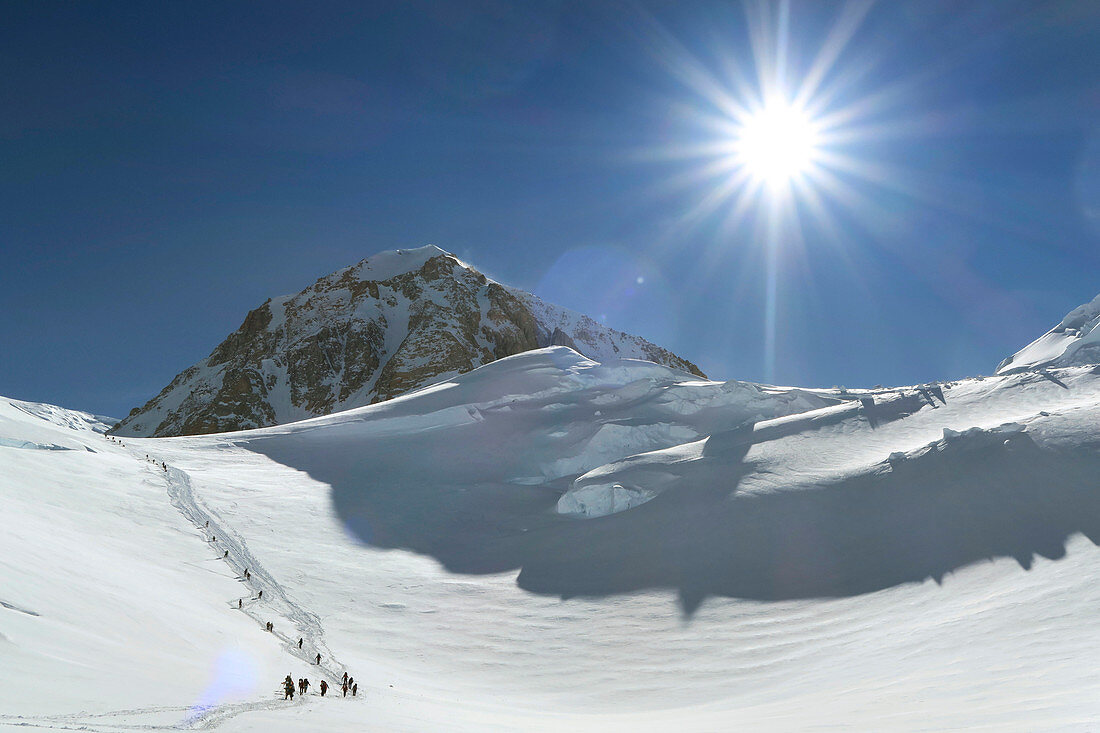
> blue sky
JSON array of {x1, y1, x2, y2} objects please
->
[{"x1": 3, "y1": 0, "x2": 1098, "y2": 418}]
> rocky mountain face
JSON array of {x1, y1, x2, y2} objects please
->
[
  {"x1": 111, "y1": 246, "x2": 705, "y2": 437},
  {"x1": 996, "y1": 291, "x2": 1100, "y2": 374}
]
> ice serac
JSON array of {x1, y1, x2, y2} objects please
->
[
  {"x1": 997, "y1": 292, "x2": 1100, "y2": 374},
  {"x1": 111, "y1": 245, "x2": 706, "y2": 437}
]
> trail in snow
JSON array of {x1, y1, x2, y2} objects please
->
[
  {"x1": 0, "y1": 698, "x2": 307, "y2": 733},
  {"x1": 0, "y1": 443, "x2": 354, "y2": 732},
  {"x1": 159, "y1": 462, "x2": 343, "y2": 677},
  {"x1": 154, "y1": 454, "x2": 355, "y2": 726}
]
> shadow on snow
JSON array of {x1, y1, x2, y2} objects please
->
[{"x1": 246, "y1": 397, "x2": 1100, "y2": 617}]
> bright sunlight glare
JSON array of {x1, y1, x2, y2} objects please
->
[
  {"x1": 735, "y1": 100, "x2": 820, "y2": 188},
  {"x1": 642, "y1": 0, "x2": 889, "y2": 381}
]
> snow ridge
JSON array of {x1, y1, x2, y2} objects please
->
[{"x1": 997, "y1": 292, "x2": 1100, "y2": 374}]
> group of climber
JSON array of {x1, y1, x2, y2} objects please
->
[
  {"x1": 104, "y1": 433, "x2": 169, "y2": 472},
  {"x1": 199, "y1": 521, "x2": 262, "y2": 613},
  {"x1": 281, "y1": 673, "x2": 355, "y2": 700},
  {"x1": 199, "y1": 520, "x2": 271, "y2": 627},
  {"x1": 143, "y1": 453, "x2": 168, "y2": 471},
  {"x1": 340, "y1": 671, "x2": 358, "y2": 697},
  {"x1": 127, "y1": 439, "x2": 362, "y2": 705}
]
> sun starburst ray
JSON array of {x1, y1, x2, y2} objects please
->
[
  {"x1": 633, "y1": 0, "x2": 955, "y2": 381},
  {"x1": 792, "y1": 0, "x2": 877, "y2": 109}
]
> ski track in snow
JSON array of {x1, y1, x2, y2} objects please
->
[{"x1": 0, "y1": 446, "x2": 347, "y2": 732}]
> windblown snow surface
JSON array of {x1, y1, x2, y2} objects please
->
[{"x1": 4, "y1": 347, "x2": 1100, "y2": 730}]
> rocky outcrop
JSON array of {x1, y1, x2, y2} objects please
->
[{"x1": 111, "y1": 246, "x2": 705, "y2": 437}]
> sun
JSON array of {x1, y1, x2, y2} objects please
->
[
  {"x1": 735, "y1": 99, "x2": 820, "y2": 188},
  {"x1": 638, "y1": 1, "x2": 894, "y2": 382}
]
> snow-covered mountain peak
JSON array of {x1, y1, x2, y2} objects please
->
[
  {"x1": 997, "y1": 291, "x2": 1100, "y2": 374},
  {"x1": 338, "y1": 244, "x2": 463, "y2": 284},
  {"x1": 111, "y1": 245, "x2": 704, "y2": 437}
]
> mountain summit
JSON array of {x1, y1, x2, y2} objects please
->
[{"x1": 111, "y1": 245, "x2": 705, "y2": 437}]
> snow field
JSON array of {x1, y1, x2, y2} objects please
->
[
  {"x1": 4, "y1": 348, "x2": 1100, "y2": 729},
  {"x1": 0, "y1": 405, "x2": 296, "y2": 728}
]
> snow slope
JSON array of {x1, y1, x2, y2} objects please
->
[
  {"x1": 0, "y1": 399, "x2": 295, "y2": 729},
  {"x1": 997, "y1": 291, "x2": 1100, "y2": 373},
  {"x1": 4, "y1": 349, "x2": 1100, "y2": 730}
]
